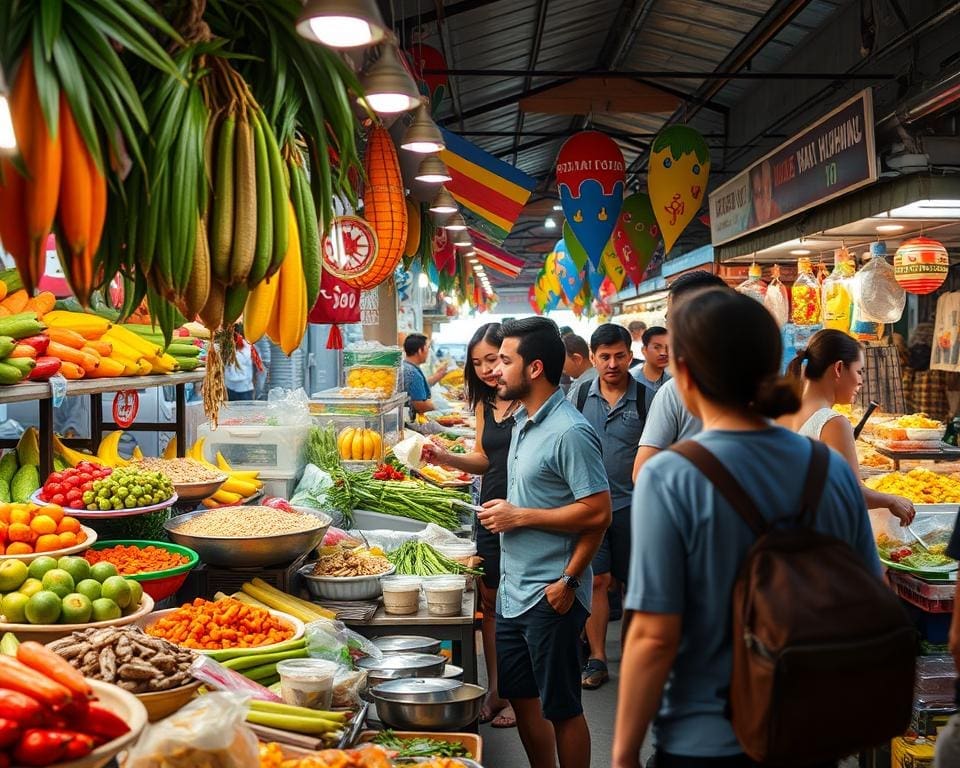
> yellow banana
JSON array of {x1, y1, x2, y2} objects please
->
[
  {"x1": 102, "y1": 332, "x2": 148, "y2": 362},
  {"x1": 243, "y1": 272, "x2": 279, "y2": 344},
  {"x1": 96, "y1": 431, "x2": 125, "y2": 467},
  {"x1": 215, "y1": 451, "x2": 232, "y2": 471},
  {"x1": 43, "y1": 311, "x2": 111, "y2": 335},
  {"x1": 163, "y1": 438, "x2": 177, "y2": 459},
  {"x1": 362, "y1": 430, "x2": 374, "y2": 460},
  {"x1": 351, "y1": 430, "x2": 364, "y2": 461},
  {"x1": 105, "y1": 326, "x2": 163, "y2": 359},
  {"x1": 212, "y1": 489, "x2": 243, "y2": 505},
  {"x1": 220, "y1": 476, "x2": 259, "y2": 497},
  {"x1": 132, "y1": 446, "x2": 144, "y2": 460},
  {"x1": 338, "y1": 427, "x2": 354, "y2": 458},
  {"x1": 278, "y1": 200, "x2": 305, "y2": 355},
  {"x1": 53, "y1": 435, "x2": 94, "y2": 468}
]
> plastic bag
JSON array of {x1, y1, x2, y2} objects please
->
[
  {"x1": 854, "y1": 242, "x2": 906, "y2": 323},
  {"x1": 392, "y1": 433, "x2": 427, "y2": 470},
  {"x1": 264, "y1": 387, "x2": 313, "y2": 426},
  {"x1": 290, "y1": 464, "x2": 334, "y2": 509},
  {"x1": 125, "y1": 692, "x2": 259, "y2": 768},
  {"x1": 332, "y1": 667, "x2": 368, "y2": 708},
  {"x1": 763, "y1": 266, "x2": 790, "y2": 328},
  {"x1": 305, "y1": 618, "x2": 382, "y2": 666},
  {"x1": 189, "y1": 655, "x2": 282, "y2": 702},
  {"x1": 736, "y1": 264, "x2": 767, "y2": 304},
  {"x1": 791, "y1": 257, "x2": 821, "y2": 325}
]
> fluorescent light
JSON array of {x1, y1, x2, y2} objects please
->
[
  {"x1": 417, "y1": 272, "x2": 429, "y2": 287},
  {"x1": 415, "y1": 155, "x2": 452, "y2": 183},
  {"x1": 0, "y1": 66, "x2": 13, "y2": 151},
  {"x1": 473, "y1": 265, "x2": 483, "y2": 272},
  {"x1": 876, "y1": 200, "x2": 960, "y2": 218},
  {"x1": 463, "y1": 249, "x2": 477, "y2": 257},
  {"x1": 876, "y1": 223, "x2": 905, "y2": 233},
  {"x1": 401, "y1": 104, "x2": 444, "y2": 153},
  {"x1": 359, "y1": 46, "x2": 421, "y2": 114},
  {"x1": 544, "y1": 217, "x2": 556, "y2": 229},
  {"x1": 469, "y1": 258, "x2": 479, "y2": 263},
  {"x1": 790, "y1": 249, "x2": 811, "y2": 256},
  {"x1": 296, "y1": 0, "x2": 387, "y2": 48}
]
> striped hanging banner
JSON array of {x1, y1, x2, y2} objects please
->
[
  {"x1": 439, "y1": 128, "x2": 536, "y2": 243},
  {"x1": 469, "y1": 229, "x2": 525, "y2": 278}
]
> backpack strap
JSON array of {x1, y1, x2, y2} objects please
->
[
  {"x1": 575, "y1": 383, "x2": 589, "y2": 412},
  {"x1": 670, "y1": 441, "x2": 768, "y2": 537},
  {"x1": 798, "y1": 439, "x2": 830, "y2": 527}
]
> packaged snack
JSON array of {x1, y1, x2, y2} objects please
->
[
  {"x1": 791, "y1": 257, "x2": 821, "y2": 325},
  {"x1": 763, "y1": 265, "x2": 790, "y2": 327},
  {"x1": 736, "y1": 264, "x2": 767, "y2": 304}
]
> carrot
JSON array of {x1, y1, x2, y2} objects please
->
[
  {"x1": 0, "y1": 655, "x2": 72, "y2": 709},
  {"x1": 17, "y1": 641, "x2": 92, "y2": 700},
  {"x1": 8, "y1": 344, "x2": 36, "y2": 359},
  {"x1": 47, "y1": 341, "x2": 98, "y2": 372},
  {"x1": 31, "y1": 291, "x2": 55, "y2": 316},
  {"x1": 2, "y1": 290, "x2": 28, "y2": 313},
  {"x1": 57, "y1": 361, "x2": 84, "y2": 380},
  {"x1": 83, "y1": 340, "x2": 112, "y2": 357},
  {"x1": 84, "y1": 544, "x2": 187, "y2": 575},
  {"x1": 46, "y1": 328, "x2": 86, "y2": 349},
  {"x1": 144, "y1": 597, "x2": 292, "y2": 650}
]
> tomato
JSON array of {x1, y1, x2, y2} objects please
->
[
  {"x1": 62, "y1": 477, "x2": 78, "y2": 490},
  {"x1": 66, "y1": 489, "x2": 82, "y2": 503},
  {"x1": 47, "y1": 472, "x2": 64, "y2": 484},
  {"x1": 51, "y1": 494, "x2": 66, "y2": 506},
  {"x1": 81, "y1": 482, "x2": 93, "y2": 492}
]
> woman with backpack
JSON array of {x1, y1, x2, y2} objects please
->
[
  {"x1": 612, "y1": 289, "x2": 891, "y2": 768},
  {"x1": 778, "y1": 328, "x2": 915, "y2": 526}
]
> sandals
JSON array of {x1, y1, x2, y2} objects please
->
[{"x1": 581, "y1": 658, "x2": 609, "y2": 690}]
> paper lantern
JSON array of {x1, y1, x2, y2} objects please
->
[
  {"x1": 648, "y1": 125, "x2": 710, "y2": 254},
  {"x1": 894, "y1": 236, "x2": 949, "y2": 295}
]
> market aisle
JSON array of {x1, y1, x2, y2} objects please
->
[{"x1": 478, "y1": 619, "x2": 652, "y2": 767}]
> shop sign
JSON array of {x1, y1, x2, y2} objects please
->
[
  {"x1": 360, "y1": 290, "x2": 379, "y2": 326},
  {"x1": 709, "y1": 89, "x2": 877, "y2": 246},
  {"x1": 112, "y1": 390, "x2": 139, "y2": 429}
]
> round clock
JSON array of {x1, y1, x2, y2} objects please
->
[{"x1": 322, "y1": 215, "x2": 380, "y2": 281}]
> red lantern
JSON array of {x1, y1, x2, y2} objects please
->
[
  {"x1": 309, "y1": 271, "x2": 361, "y2": 349},
  {"x1": 894, "y1": 236, "x2": 949, "y2": 295}
]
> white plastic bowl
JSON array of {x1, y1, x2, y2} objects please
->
[{"x1": 298, "y1": 563, "x2": 395, "y2": 600}]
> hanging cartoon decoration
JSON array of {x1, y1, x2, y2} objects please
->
[
  {"x1": 554, "y1": 239, "x2": 583, "y2": 304},
  {"x1": 308, "y1": 271, "x2": 361, "y2": 349},
  {"x1": 647, "y1": 125, "x2": 711, "y2": 254},
  {"x1": 613, "y1": 193, "x2": 661, "y2": 286},
  {"x1": 408, "y1": 43, "x2": 449, "y2": 108},
  {"x1": 601, "y1": 239, "x2": 627, "y2": 292},
  {"x1": 595, "y1": 276, "x2": 618, "y2": 317},
  {"x1": 555, "y1": 131, "x2": 625, "y2": 269},
  {"x1": 562, "y1": 221, "x2": 589, "y2": 270},
  {"x1": 321, "y1": 215, "x2": 379, "y2": 282},
  {"x1": 894, "y1": 236, "x2": 949, "y2": 295},
  {"x1": 395, "y1": 266, "x2": 413, "y2": 303},
  {"x1": 534, "y1": 252, "x2": 562, "y2": 312},
  {"x1": 431, "y1": 227, "x2": 457, "y2": 275}
]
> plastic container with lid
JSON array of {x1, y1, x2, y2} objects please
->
[
  {"x1": 381, "y1": 576, "x2": 422, "y2": 615},
  {"x1": 736, "y1": 264, "x2": 767, "y2": 304},
  {"x1": 277, "y1": 659, "x2": 339, "y2": 710},
  {"x1": 423, "y1": 576, "x2": 466, "y2": 617},
  {"x1": 791, "y1": 257, "x2": 821, "y2": 325}
]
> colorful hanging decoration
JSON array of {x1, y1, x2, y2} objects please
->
[
  {"x1": 438, "y1": 128, "x2": 537, "y2": 242},
  {"x1": 648, "y1": 125, "x2": 711, "y2": 254},
  {"x1": 408, "y1": 43, "x2": 449, "y2": 107},
  {"x1": 470, "y1": 229, "x2": 525, "y2": 278},
  {"x1": 322, "y1": 216, "x2": 379, "y2": 282},
  {"x1": 528, "y1": 285, "x2": 541, "y2": 314},
  {"x1": 348, "y1": 126, "x2": 407, "y2": 289},
  {"x1": 584, "y1": 260, "x2": 605, "y2": 300},
  {"x1": 403, "y1": 199, "x2": 421, "y2": 258},
  {"x1": 308, "y1": 271, "x2": 361, "y2": 349},
  {"x1": 554, "y1": 240, "x2": 583, "y2": 304},
  {"x1": 562, "y1": 221, "x2": 589, "y2": 270},
  {"x1": 613, "y1": 193, "x2": 661, "y2": 286},
  {"x1": 894, "y1": 236, "x2": 949, "y2": 295},
  {"x1": 601, "y1": 240, "x2": 627, "y2": 292},
  {"x1": 431, "y1": 227, "x2": 457, "y2": 275},
  {"x1": 555, "y1": 131, "x2": 625, "y2": 269}
]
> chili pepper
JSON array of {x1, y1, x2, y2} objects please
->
[
  {"x1": 72, "y1": 703, "x2": 129, "y2": 743},
  {"x1": 0, "y1": 718, "x2": 21, "y2": 749},
  {"x1": 18, "y1": 336, "x2": 49, "y2": 356},
  {"x1": 13, "y1": 729, "x2": 94, "y2": 765},
  {"x1": 27, "y1": 356, "x2": 61, "y2": 381},
  {"x1": 0, "y1": 690, "x2": 42, "y2": 725}
]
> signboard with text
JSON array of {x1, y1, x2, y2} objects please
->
[{"x1": 709, "y1": 89, "x2": 877, "y2": 246}]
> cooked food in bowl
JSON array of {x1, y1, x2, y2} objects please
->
[{"x1": 312, "y1": 544, "x2": 392, "y2": 577}]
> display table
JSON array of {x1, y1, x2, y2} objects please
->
[
  {"x1": 345, "y1": 590, "x2": 478, "y2": 685},
  {"x1": 875, "y1": 444, "x2": 960, "y2": 470}
]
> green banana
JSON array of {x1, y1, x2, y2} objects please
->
[
  {"x1": 223, "y1": 282, "x2": 249, "y2": 327},
  {"x1": 230, "y1": 108, "x2": 257, "y2": 286},
  {"x1": 249, "y1": 110, "x2": 273, "y2": 287},
  {"x1": 262, "y1": 114, "x2": 288, "y2": 278},
  {"x1": 211, "y1": 111, "x2": 236, "y2": 283},
  {"x1": 293, "y1": 164, "x2": 321, "y2": 312}
]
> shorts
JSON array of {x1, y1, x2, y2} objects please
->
[
  {"x1": 652, "y1": 752, "x2": 837, "y2": 768},
  {"x1": 496, "y1": 596, "x2": 588, "y2": 721},
  {"x1": 476, "y1": 524, "x2": 501, "y2": 591},
  {"x1": 591, "y1": 506, "x2": 631, "y2": 582}
]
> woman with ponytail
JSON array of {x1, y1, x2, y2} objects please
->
[
  {"x1": 779, "y1": 329, "x2": 915, "y2": 526},
  {"x1": 613, "y1": 290, "x2": 879, "y2": 767}
]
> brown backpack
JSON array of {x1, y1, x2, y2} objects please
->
[{"x1": 671, "y1": 439, "x2": 916, "y2": 767}]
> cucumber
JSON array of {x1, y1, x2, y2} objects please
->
[
  {"x1": 0, "y1": 453, "x2": 17, "y2": 484},
  {"x1": 0, "y1": 362, "x2": 24, "y2": 385},
  {"x1": 10, "y1": 464, "x2": 39, "y2": 503},
  {"x1": 0, "y1": 269, "x2": 23, "y2": 293},
  {"x1": 0, "y1": 313, "x2": 45, "y2": 340},
  {"x1": 0, "y1": 337, "x2": 15, "y2": 359},
  {"x1": 4, "y1": 357, "x2": 35, "y2": 376},
  {"x1": 0, "y1": 479, "x2": 10, "y2": 503},
  {"x1": 172, "y1": 357, "x2": 201, "y2": 371},
  {"x1": 167, "y1": 343, "x2": 200, "y2": 357}
]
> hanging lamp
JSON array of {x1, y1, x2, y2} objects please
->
[
  {"x1": 429, "y1": 186, "x2": 457, "y2": 215},
  {"x1": 415, "y1": 155, "x2": 452, "y2": 183},
  {"x1": 401, "y1": 103, "x2": 444, "y2": 153},
  {"x1": 359, "y1": 46, "x2": 421, "y2": 114},
  {"x1": 0, "y1": 65, "x2": 14, "y2": 150},
  {"x1": 296, "y1": 0, "x2": 387, "y2": 48},
  {"x1": 444, "y1": 213, "x2": 468, "y2": 232}
]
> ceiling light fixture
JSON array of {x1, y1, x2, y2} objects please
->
[
  {"x1": 358, "y1": 46, "x2": 421, "y2": 114},
  {"x1": 790, "y1": 249, "x2": 812, "y2": 256},
  {"x1": 415, "y1": 155, "x2": 452, "y2": 184},
  {"x1": 877, "y1": 200, "x2": 960, "y2": 218},
  {"x1": 469, "y1": 257, "x2": 479, "y2": 263},
  {"x1": 401, "y1": 103, "x2": 444, "y2": 153},
  {"x1": 544, "y1": 217, "x2": 556, "y2": 229},
  {"x1": 429, "y1": 187, "x2": 457, "y2": 215},
  {"x1": 876, "y1": 224, "x2": 905, "y2": 233},
  {"x1": 0, "y1": 65, "x2": 14, "y2": 151},
  {"x1": 296, "y1": 0, "x2": 387, "y2": 48},
  {"x1": 552, "y1": 203, "x2": 563, "y2": 211},
  {"x1": 443, "y1": 212, "x2": 467, "y2": 232}
]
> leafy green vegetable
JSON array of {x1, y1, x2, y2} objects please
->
[
  {"x1": 387, "y1": 540, "x2": 482, "y2": 577},
  {"x1": 372, "y1": 730, "x2": 471, "y2": 758}
]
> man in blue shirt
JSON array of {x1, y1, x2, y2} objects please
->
[
  {"x1": 400, "y1": 333, "x2": 447, "y2": 416},
  {"x1": 479, "y1": 316, "x2": 611, "y2": 768}
]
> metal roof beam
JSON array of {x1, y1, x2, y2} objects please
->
[
  {"x1": 394, "y1": 0, "x2": 504, "y2": 40},
  {"x1": 512, "y1": 0, "x2": 550, "y2": 165},
  {"x1": 423, "y1": 67, "x2": 891, "y2": 80},
  {"x1": 437, "y1": 78, "x2": 575, "y2": 126}
]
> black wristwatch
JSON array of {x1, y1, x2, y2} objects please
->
[{"x1": 560, "y1": 574, "x2": 580, "y2": 590}]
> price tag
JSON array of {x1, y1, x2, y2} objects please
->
[
  {"x1": 112, "y1": 390, "x2": 139, "y2": 428},
  {"x1": 49, "y1": 374, "x2": 67, "y2": 408}
]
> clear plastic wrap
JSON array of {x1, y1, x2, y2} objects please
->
[
  {"x1": 305, "y1": 618, "x2": 383, "y2": 666},
  {"x1": 791, "y1": 257, "x2": 821, "y2": 325},
  {"x1": 763, "y1": 265, "x2": 790, "y2": 328},
  {"x1": 854, "y1": 242, "x2": 907, "y2": 323},
  {"x1": 822, "y1": 254, "x2": 854, "y2": 332},
  {"x1": 125, "y1": 692, "x2": 259, "y2": 768},
  {"x1": 737, "y1": 264, "x2": 767, "y2": 304},
  {"x1": 189, "y1": 655, "x2": 282, "y2": 702}
]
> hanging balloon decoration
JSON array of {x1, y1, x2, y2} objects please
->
[
  {"x1": 555, "y1": 131, "x2": 625, "y2": 269},
  {"x1": 431, "y1": 227, "x2": 457, "y2": 274},
  {"x1": 893, "y1": 236, "x2": 949, "y2": 295},
  {"x1": 613, "y1": 193, "x2": 661, "y2": 286},
  {"x1": 601, "y1": 240, "x2": 627, "y2": 292},
  {"x1": 562, "y1": 221, "x2": 589, "y2": 270},
  {"x1": 554, "y1": 240, "x2": 583, "y2": 304},
  {"x1": 528, "y1": 285, "x2": 542, "y2": 314},
  {"x1": 595, "y1": 276, "x2": 618, "y2": 316},
  {"x1": 647, "y1": 125, "x2": 710, "y2": 254},
  {"x1": 584, "y1": 260, "x2": 605, "y2": 301}
]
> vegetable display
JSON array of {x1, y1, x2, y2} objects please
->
[
  {"x1": 259, "y1": 743, "x2": 390, "y2": 768},
  {"x1": 337, "y1": 428, "x2": 384, "y2": 462},
  {"x1": 865, "y1": 469, "x2": 960, "y2": 504},
  {"x1": 0, "y1": 503, "x2": 87, "y2": 556},
  {"x1": 312, "y1": 546, "x2": 392, "y2": 577},
  {"x1": 371, "y1": 730, "x2": 472, "y2": 758},
  {"x1": 387, "y1": 541, "x2": 482, "y2": 577},
  {"x1": 80, "y1": 466, "x2": 175, "y2": 512},
  {"x1": 84, "y1": 544, "x2": 189, "y2": 576},
  {"x1": 145, "y1": 597, "x2": 294, "y2": 651},
  {"x1": 38, "y1": 462, "x2": 111, "y2": 510}
]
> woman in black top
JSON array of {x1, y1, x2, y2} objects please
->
[{"x1": 422, "y1": 323, "x2": 518, "y2": 728}]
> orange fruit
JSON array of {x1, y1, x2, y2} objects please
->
[
  {"x1": 0, "y1": 508, "x2": 10, "y2": 524},
  {"x1": 35, "y1": 534, "x2": 62, "y2": 552},
  {"x1": 29, "y1": 515, "x2": 56, "y2": 536},
  {"x1": 57, "y1": 517, "x2": 81, "y2": 534},
  {"x1": 7, "y1": 523, "x2": 32, "y2": 543},
  {"x1": 57, "y1": 531, "x2": 77, "y2": 548},
  {"x1": 9, "y1": 509, "x2": 30, "y2": 525},
  {"x1": 5, "y1": 542, "x2": 32, "y2": 555},
  {"x1": 42, "y1": 505, "x2": 64, "y2": 524},
  {"x1": 76, "y1": 529, "x2": 86, "y2": 543}
]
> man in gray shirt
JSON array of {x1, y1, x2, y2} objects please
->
[
  {"x1": 480, "y1": 317, "x2": 611, "y2": 768},
  {"x1": 562, "y1": 333, "x2": 597, "y2": 396}
]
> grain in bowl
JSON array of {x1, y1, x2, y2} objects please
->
[
  {"x1": 169, "y1": 505, "x2": 324, "y2": 538},
  {"x1": 133, "y1": 458, "x2": 224, "y2": 484}
]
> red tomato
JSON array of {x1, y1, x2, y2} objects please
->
[
  {"x1": 51, "y1": 494, "x2": 66, "y2": 506},
  {"x1": 62, "y1": 477, "x2": 78, "y2": 490},
  {"x1": 66, "y1": 489, "x2": 82, "y2": 503},
  {"x1": 81, "y1": 482, "x2": 93, "y2": 492}
]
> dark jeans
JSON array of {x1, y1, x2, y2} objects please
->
[
  {"x1": 652, "y1": 753, "x2": 838, "y2": 768},
  {"x1": 227, "y1": 389, "x2": 254, "y2": 401}
]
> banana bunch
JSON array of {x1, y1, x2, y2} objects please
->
[{"x1": 337, "y1": 427, "x2": 382, "y2": 461}]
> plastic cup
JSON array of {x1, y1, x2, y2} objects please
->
[
  {"x1": 381, "y1": 576, "x2": 422, "y2": 615},
  {"x1": 423, "y1": 576, "x2": 466, "y2": 617},
  {"x1": 277, "y1": 659, "x2": 339, "y2": 710}
]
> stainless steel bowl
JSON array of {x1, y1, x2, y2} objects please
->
[
  {"x1": 441, "y1": 664, "x2": 463, "y2": 680},
  {"x1": 370, "y1": 679, "x2": 485, "y2": 731},
  {"x1": 172, "y1": 476, "x2": 227, "y2": 503},
  {"x1": 357, "y1": 653, "x2": 446, "y2": 688},
  {"x1": 163, "y1": 507, "x2": 332, "y2": 567},
  {"x1": 372, "y1": 635, "x2": 442, "y2": 656}
]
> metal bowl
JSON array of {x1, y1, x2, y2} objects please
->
[
  {"x1": 371, "y1": 679, "x2": 485, "y2": 731},
  {"x1": 163, "y1": 506, "x2": 331, "y2": 568},
  {"x1": 298, "y1": 564, "x2": 395, "y2": 601},
  {"x1": 442, "y1": 664, "x2": 464, "y2": 680},
  {"x1": 371, "y1": 635, "x2": 442, "y2": 656},
  {"x1": 172, "y1": 476, "x2": 228, "y2": 503},
  {"x1": 357, "y1": 653, "x2": 446, "y2": 688}
]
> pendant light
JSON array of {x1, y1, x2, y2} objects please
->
[
  {"x1": 296, "y1": 0, "x2": 387, "y2": 48},
  {"x1": 429, "y1": 187, "x2": 457, "y2": 215},
  {"x1": 444, "y1": 213, "x2": 467, "y2": 232},
  {"x1": 416, "y1": 155, "x2": 452, "y2": 183},
  {"x1": 401, "y1": 103, "x2": 444, "y2": 153},
  {"x1": 0, "y1": 66, "x2": 15, "y2": 150},
  {"x1": 453, "y1": 232, "x2": 473, "y2": 248},
  {"x1": 359, "y1": 46, "x2": 421, "y2": 114}
]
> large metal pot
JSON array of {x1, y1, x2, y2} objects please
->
[
  {"x1": 371, "y1": 635, "x2": 442, "y2": 656},
  {"x1": 357, "y1": 653, "x2": 446, "y2": 689},
  {"x1": 370, "y1": 679, "x2": 485, "y2": 731}
]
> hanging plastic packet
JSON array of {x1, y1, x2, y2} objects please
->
[
  {"x1": 763, "y1": 265, "x2": 790, "y2": 327},
  {"x1": 822, "y1": 248, "x2": 854, "y2": 332},
  {"x1": 737, "y1": 263, "x2": 767, "y2": 304},
  {"x1": 853, "y1": 241, "x2": 906, "y2": 323},
  {"x1": 791, "y1": 257, "x2": 822, "y2": 325}
]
